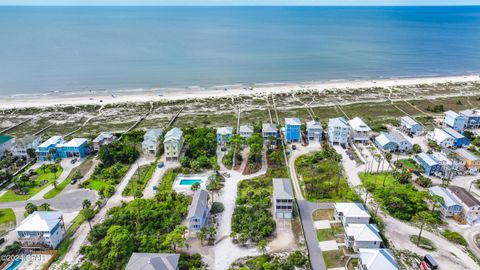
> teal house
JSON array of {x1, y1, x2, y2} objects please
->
[{"x1": 285, "y1": 118, "x2": 301, "y2": 143}]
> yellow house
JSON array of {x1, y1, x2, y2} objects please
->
[{"x1": 455, "y1": 148, "x2": 480, "y2": 170}]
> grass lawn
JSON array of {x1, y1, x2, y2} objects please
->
[
  {"x1": 317, "y1": 228, "x2": 335, "y2": 241},
  {"x1": 56, "y1": 213, "x2": 86, "y2": 261},
  {"x1": 0, "y1": 164, "x2": 62, "y2": 202},
  {"x1": 409, "y1": 235, "x2": 435, "y2": 250},
  {"x1": 44, "y1": 157, "x2": 95, "y2": 199},
  {"x1": 295, "y1": 151, "x2": 359, "y2": 202},
  {"x1": 158, "y1": 169, "x2": 178, "y2": 192},
  {"x1": 0, "y1": 208, "x2": 16, "y2": 226},
  {"x1": 122, "y1": 162, "x2": 156, "y2": 196},
  {"x1": 81, "y1": 163, "x2": 130, "y2": 198},
  {"x1": 312, "y1": 209, "x2": 335, "y2": 221},
  {"x1": 322, "y1": 248, "x2": 348, "y2": 268},
  {"x1": 85, "y1": 179, "x2": 112, "y2": 191},
  {"x1": 396, "y1": 159, "x2": 419, "y2": 170},
  {"x1": 359, "y1": 172, "x2": 397, "y2": 189}
]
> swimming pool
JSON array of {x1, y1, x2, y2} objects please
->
[
  {"x1": 6, "y1": 259, "x2": 22, "y2": 270},
  {"x1": 179, "y1": 179, "x2": 202, "y2": 186}
]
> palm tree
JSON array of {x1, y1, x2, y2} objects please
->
[
  {"x1": 48, "y1": 148, "x2": 57, "y2": 164},
  {"x1": 197, "y1": 227, "x2": 208, "y2": 245},
  {"x1": 82, "y1": 199, "x2": 92, "y2": 209},
  {"x1": 40, "y1": 203, "x2": 50, "y2": 211},
  {"x1": 191, "y1": 182, "x2": 201, "y2": 192}
]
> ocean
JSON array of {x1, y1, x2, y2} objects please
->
[{"x1": 0, "y1": 6, "x2": 480, "y2": 96}]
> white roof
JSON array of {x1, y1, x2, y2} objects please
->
[
  {"x1": 416, "y1": 152, "x2": 439, "y2": 167},
  {"x1": 443, "y1": 127, "x2": 464, "y2": 140},
  {"x1": 217, "y1": 127, "x2": 233, "y2": 135},
  {"x1": 239, "y1": 125, "x2": 254, "y2": 133},
  {"x1": 93, "y1": 132, "x2": 114, "y2": 143},
  {"x1": 15, "y1": 211, "x2": 62, "y2": 232},
  {"x1": 164, "y1": 128, "x2": 183, "y2": 143},
  {"x1": 345, "y1": 223, "x2": 382, "y2": 242},
  {"x1": 460, "y1": 109, "x2": 480, "y2": 118},
  {"x1": 374, "y1": 133, "x2": 391, "y2": 147},
  {"x1": 445, "y1": 110, "x2": 461, "y2": 118},
  {"x1": 144, "y1": 129, "x2": 163, "y2": 141},
  {"x1": 429, "y1": 186, "x2": 462, "y2": 208},
  {"x1": 433, "y1": 128, "x2": 453, "y2": 143},
  {"x1": 348, "y1": 117, "x2": 371, "y2": 132},
  {"x1": 307, "y1": 120, "x2": 322, "y2": 130},
  {"x1": 262, "y1": 123, "x2": 278, "y2": 133},
  {"x1": 359, "y1": 248, "x2": 399, "y2": 270},
  {"x1": 401, "y1": 116, "x2": 419, "y2": 127},
  {"x1": 334, "y1": 203, "x2": 371, "y2": 219},
  {"x1": 455, "y1": 148, "x2": 480, "y2": 161},
  {"x1": 329, "y1": 117, "x2": 349, "y2": 128},
  {"x1": 38, "y1": 136, "x2": 63, "y2": 148},
  {"x1": 285, "y1": 118, "x2": 301, "y2": 126},
  {"x1": 57, "y1": 138, "x2": 88, "y2": 148},
  {"x1": 375, "y1": 132, "x2": 407, "y2": 147}
]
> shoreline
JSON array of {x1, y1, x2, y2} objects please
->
[{"x1": 1, "y1": 74, "x2": 479, "y2": 110}]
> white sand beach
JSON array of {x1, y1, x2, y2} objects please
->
[{"x1": 0, "y1": 74, "x2": 479, "y2": 109}]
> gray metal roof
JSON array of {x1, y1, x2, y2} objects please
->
[
  {"x1": 262, "y1": 123, "x2": 278, "y2": 133},
  {"x1": 126, "y1": 253, "x2": 180, "y2": 270},
  {"x1": 273, "y1": 178, "x2": 294, "y2": 200},
  {"x1": 187, "y1": 189, "x2": 209, "y2": 219},
  {"x1": 164, "y1": 128, "x2": 183, "y2": 143}
]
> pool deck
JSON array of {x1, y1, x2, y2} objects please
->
[{"x1": 172, "y1": 173, "x2": 212, "y2": 194}]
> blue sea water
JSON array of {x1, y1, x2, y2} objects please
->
[{"x1": 0, "y1": 6, "x2": 480, "y2": 96}]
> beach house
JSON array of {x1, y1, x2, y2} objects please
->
[
  {"x1": 357, "y1": 248, "x2": 400, "y2": 270},
  {"x1": 11, "y1": 135, "x2": 40, "y2": 158},
  {"x1": 348, "y1": 117, "x2": 371, "y2": 143},
  {"x1": 334, "y1": 203, "x2": 371, "y2": 226},
  {"x1": 164, "y1": 128, "x2": 184, "y2": 161},
  {"x1": 374, "y1": 131, "x2": 412, "y2": 153},
  {"x1": 444, "y1": 110, "x2": 466, "y2": 132},
  {"x1": 239, "y1": 125, "x2": 254, "y2": 139},
  {"x1": 15, "y1": 211, "x2": 65, "y2": 249},
  {"x1": 345, "y1": 223, "x2": 382, "y2": 251},
  {"x1": 455, "y1": 148, "x2": 480, "y2": 171},
  {"x1": 328, "y1": 117, "x2": 349, "y2": 146},
  {"x1": 187, "y1": 190, "x2": 209, "y2": 232},
  {"x1": 400, "y1": 116, "x2": 424, "y2": 135},
  {"x1": 36, "y1": 136, "x2": 64, "y2": 162},
  {"x1": 285, "y1": 118, "x2": 301, "y2": 143},
  {"x1": 273, "y1": 178, "x2": 294, "y2": 219},
  {"x1": 142, "y1": 128, "x2": 163, "y2": 156},
  {"x1": 428, "y1": 186, "x2": 463, "y2": 217},
  {"x1": 216, "y1": 127, "x2": 233, "y2": 145},
  {"x1": 126, "y1": 253, "x2": 179, "y2": 270},
  {"x1": 460, "y1": 109, "x2": 480, "y2": 129},
  {"x1": 262, "y1": 123, "x2": 278, "y2": 142},
  {"x1": 448, "y1": 186, "x2": 480, "y2": 223},
  {"x1": 443, "y1": 127, "x2": 470, "y2": 147},
  {"x1": 429, "y1": 128, "x2": 455, "y2": 148},
  {"x1": 306, "y1": 120, "x2": 323, "y2": 142},
  {"x1": 0, "y1": 135, "x2": 14, "y2": 159},
  {"x1": 415, "y1": 153, "x2": 442, "y2": 176},
  {"x1": 432, "y1": 151, "x2": 466, "y2": 175},
  {"x1": 92, "y1": 132, "x2": 115, "y2": 151},
  {"x1": 57, "y1": 138, "x2": 90, "y2": 159}
]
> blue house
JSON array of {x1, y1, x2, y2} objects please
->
[
  {"x1": 400, "y1": 116, "x2": 424, "y2": 135},
  {"x1": 460, "y1": 109, "x2": 480, "y2": 129},
  {"x1": 428, "y1": 186, "x2": 463, "y2": 217},
  {"x1": 216, "y1": 127, "x2": 233, "y2": 145},
  {"x1": 285, "y1": 118, "x2": 301, "y2": 143},
  {"x1": 443, "y1": 127, "x2": 470, "y2": 148},
  {"x1": 415, "y1": 153, "x2": 442, "y2": 176},
  {"x1": 444, "y1": 111, "x2": 466, "y2": 132},
  {"x1": 36, "y1": 136, "x2": 64, "y2": 162},
  {"x1": 57, "y1": 138, "x2": 90, "y2": 159},
  {"x1": 187, "y1": 190, "x2": 209, "y2": 232}
]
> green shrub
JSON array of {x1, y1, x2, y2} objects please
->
[{"x1": 442, "y1": 229, "x2": 467, "y2": 246}]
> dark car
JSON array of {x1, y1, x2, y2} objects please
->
[
  {"x1": 70, "y1": 179, "x2": 77, "y2": 185},
  {"x1": 0, "y1": 238, "x2": 5, "y2": 245},
  {"x1": 424, "y1": 254, "x2": 438, "y2": 270},
  {"x1": 292, "y1": 145, "x2": 297, "y2": 150},
  {"x1": 157, "y1": 162, "x2": 164, "y2": 168},
  {"x1": 70, "y1": 158, "x2": 77, "y2": 164}
]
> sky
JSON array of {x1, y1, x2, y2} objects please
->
[{"x1": 2, "y1": 0, "x2": 480, "y2": 6}]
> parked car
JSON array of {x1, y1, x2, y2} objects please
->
[
  {"x1": 70, "y1": 179, "x2": 77, "y2": 185},
  {"x1": 0, "y1": 238, "x2": 5, "y2": 245},
  {"x1": 70, "y1": 158, "x2": 77, "y2": 164},
  {"x1": 424, "y1": 254, "x2": 438, "y2": 270},
  {"x1": 157, "y1": 161, "x2": 164, "y2": 168},
  {"x1": 292, "y1": 145, "x2": 297, "y2": 150}
]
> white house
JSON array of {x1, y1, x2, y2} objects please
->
[
  {"x1": 187, "y1": 190, "x2": 209, "y2": 232},
  {"x1": 239, "y1": 125, "x2": 254, "y2": 139},
  {"x1": 164, "y1": 128, "x2": 184, "y2": 161},
  {"x1": 306, "y1": 120, "x2": 323, "y2": 142},
  {"x1": 273, "y1": 178, "x2": 294, "y2": 219},
  {"x1": 328, "y1": 117, "x2": 349, "y2": 146},
  {"x1": 334, "y1": 203, "x2": 371, "y2": 225},
  {"x1": 429, "y1": 128, "x2": 454, "y2": 148},
  {"x1": 15, "y1": 211, "x2": 65, "y2": 249},
  {"x1": 92, "y1": 132, "x2": 115, "y2": 151},
  {"x1": 126, "y1": 253, "x2": 179, "y2": 270},
  {"x1": 142, "y1": 128, "x2": 163, "y2": 156},
  {"x1": 0, "y1": 135, "x2": 14, "y2": 159},
  {"x1": 400, "y1": 116, "x2": 424, "y2": 135},
  {"x1": 11, "y1": 135, "x2": 40, "y2": 158},
  {"x1": 348, "y1": 117, "x2": 371, "y2": 143},
  {"x1": 345, "y1": 223, "x2": 382, "y2": 251},
  {"x1": 448, "y1": 186, "x2": 480, "y2": 223},
  {"x1": 262, "y1": 123, "x2": 278, "y2": 142},
  {"x1": 357, "y1": 248, "x2": 400, "y2": 270},
  {"x1": 431, "y1": 151, "x2": 466, "y2": 175}
]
